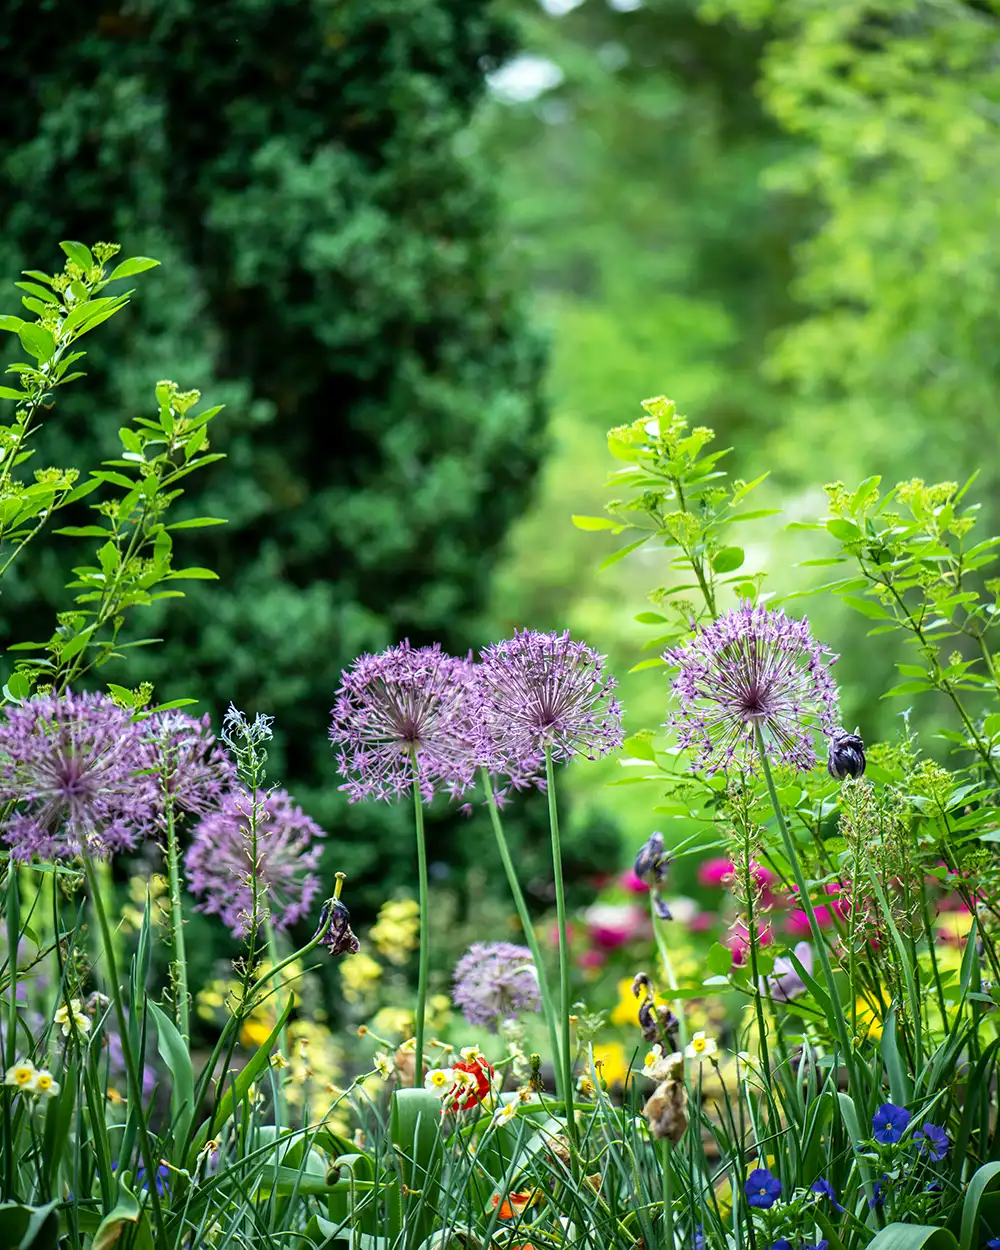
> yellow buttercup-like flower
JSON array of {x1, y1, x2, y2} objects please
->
[{"x1": 370, "y1": 899, "x2": 420, "y2": 965}]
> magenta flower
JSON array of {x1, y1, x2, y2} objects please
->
[
  {"x1": 665, "y1": 604, "x2": 839, "y2": 775},
  {"x1": 143, "y1": 710, "x2": 234, "y2": 821},
  {"x1": 474, "y1": 630, "x2": 623, "y2": 784},
  {"x1": 452, "y1": 941, "x2": 542, "y2": 1031},
  {"x1": 329, "y1": 642, "x2": 476, "y2": 803},
  {"x1": 184, "y1": 789, "x2": 325, "y2": 937},
  {"x1": 0, "y1": 692, "x2": 156, "y2": 861}
]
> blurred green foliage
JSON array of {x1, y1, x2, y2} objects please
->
[{"x1": 0, "y1": 0, "x2": 550, "y2": 910}]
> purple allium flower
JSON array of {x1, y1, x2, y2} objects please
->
[
  {"x1": 452, "y1": 941, "x2": 542, "y2": 1031},
  {"x1": 664, "y1": 604, "x2": 839, "y2": 775},
  {"x1": 314, "y1": 898, "x2": 360, "y2": 957},
  {"x1": 329, "y1": 642, "x2": 476, "y2": 803},
  {"x1": 872, "y1": 1102, "x2": 911, "y2": 1144},
  {"x1": 744, "y1": 1167, "x2": 782, "y2": 1209},
  {"x1": 184, "y1": 789, "x2": 325, "y2": 937},
  {"x1": 811, "y1": 1177, "x2": 844, "y2": 1212},
  {"x1": 0, "y1": 691, "x2": 156, "y2": 861},
  {"x1": 474, "y1": 630, "x2": 623, "y2": 783},
  {"x1": 914, "y1": 1122, "x2": 949, "y2": 1161},
  {"x1": 143, "y1": 710, "x2": 234, "y2": 821},
  {"x1": 764, "y1": 942, "x2": 813, "y2": 1002}
]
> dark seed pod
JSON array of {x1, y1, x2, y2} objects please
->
[{"x1": 827, "y1": 730, "x2": 866, "y2": 780}]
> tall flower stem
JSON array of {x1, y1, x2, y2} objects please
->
[
  {"x1": 164, "y1": 802, "x2": 190, "y2": 1043},
  {"x1": 650, "y1": 905, "x2": 688, "y2": 1054},
  {"x1": 265, "y1": 919, "x2": 289, "y2": 1123},
  {"x1": 661, "y1": 1137, "x2": 676, "y2": 1250},
  {"x1": 3, "y1": 863, "x2": 19, "y2": 1195},
  {"x1": 83, "y1": 856, "x2": 168, "y2": 1245},
  {"x1": 481, "y1": 768, "x2": 564, "y2": 1100},
  {"x1": 545, "y1": 748, "x2": 576, "y2": 1144},
  {"x1": 753, "y1": 728, "x2": 857, "y2": 1082},
  {"x1": 411, "y1": 753, "x2": 429, "y2": 1086}
]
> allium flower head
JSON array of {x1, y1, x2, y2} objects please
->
[
  {"x1": 0, "y1": 692, "x2": 156, "y2": 861},
  {"x1": 665, "y1": 604, "x2": 839, "y2": 774},
  {"x1": 329, "y1": 642, "x2": 476, "y2": 803},
  {"x1": 143, "y1": 710, "x2": 234, "y2": 820},
  {"x1": 185, "y1": 788, "x2": 325, "y2": 937},
  {"x1": 474, "y1": 630, "x2": 623, "y2": 783},
  {"x1": 452, "y1": 941, "x2": 542, "y2": 1032}
]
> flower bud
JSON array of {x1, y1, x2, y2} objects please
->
[{"x1": 827, "y1": 730, "x2": 866, "y2": 780}]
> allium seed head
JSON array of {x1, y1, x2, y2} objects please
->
[
  {"x1": 665, "y1": 604, "x2": 839, "y2": 775},
  {"x1": 452, "y1": 941, "x2": 542, "y2": 1032},
  {"x1": 0, "y1": 691, "x2": 156, "y2": 861},
  {"x1": 474, "y1": 630, "x2": 623, "y2": 784},
  {"x1": 329, "y1": 642, "x2": 476, "y2": 803},
  {"x1": 143, "y1": 711, "x2": 234, "y2": 821},
  {"x1": 184, "y1": 788, "x2": 325, "y2": 937}
]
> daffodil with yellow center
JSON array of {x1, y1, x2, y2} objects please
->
[
  {"x1": 54, "y1": 999, "x2": 91, "y2": 1038},
  {"x1": 684, "y1": 1031, "x2": 718, "y2": 1062},
  {"x1": 424, "y1": 1067, "x2": 455, "y2": 1097},
  {"x1": 373, "y1": 1052, "x2": 392, "y2": 1081},
  {"x1": 492, "y1": 1099, "x2": 518, "y2": 1126},
  {"x1": 33, "y1": 1070, "x2": 59, "y2": 1097},
  {"x1": 4, "y1": 1060, "x2": 37, "y2": 1089}
]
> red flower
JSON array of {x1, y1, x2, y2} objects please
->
[
  {"x1": 448, "y1": 1055, "x2": 494, "y2": 1112},
  {"x1": 490, "y1": 1191, "x2": 534, "y2": 1220}
]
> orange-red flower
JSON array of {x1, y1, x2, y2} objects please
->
[
  {"x1": 448, "y1": 1055, "x2": 494, "y2": 1112},
  {"x1": 490, "y1": 1191, "x2": 534, "y2": 1220}
]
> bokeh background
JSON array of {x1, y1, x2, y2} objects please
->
[{"x1": 2, "y1": 0, "x2": 999, "y2": 1003}]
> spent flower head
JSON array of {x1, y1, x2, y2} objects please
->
[
  {"x1": 474, "y1": 630, "x2": 623, "y2": 784},
  {"x1": 665, "y1": 604, "x2": 839, "y2": 774},
  {"x1": 314, "y1": 896, "x2": 360, "y2": 957},
  {"x1": 329, "y1": 642, "x2": 476, "y2": 803},
  {"x1": 0, "y1": 691, "x2": 157, "y2": 861},
  {"x1": 185, "y1": 788, "x2": 325, "y2": 937},
  {"x1": 452, "y1": 941, "x2": 542, "y2": 1032}
]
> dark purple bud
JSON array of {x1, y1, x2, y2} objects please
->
[
  {"x1": 633, "y1": 831, "x2": 670, "y2": 887},
  {"x1": 827, "y1": 729, "x2": 866, "y2": 780},
  {"x1": 315, "y1": 898, "x2": 360, "y2": 957}
]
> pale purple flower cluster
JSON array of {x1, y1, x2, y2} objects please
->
[
  {"x1": 452, "y1": 941, "x2": 542, "y2": 1031},
  {"x1": 474, "y1": 630, "x2": 624, "y2": 782},
  {"x1": 0, "y1": 691, "x2": 156, "y2": 861},
  {"x1": 184, "y1": 788, "x2": 325, "y2": 937},
  {"x1": 664, "y1": 604, "x2": 839, "y2": 775},
  {"x1": 329, "y1": 642, "x2": 477, "y2": 803},
  {"x1": 144, "y1": 710, "x2": 234, "y2": 821}
]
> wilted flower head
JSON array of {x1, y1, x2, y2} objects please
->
[
  {"x1": 474, "y1": 630, "x2": 623, "y2": 786},
  {"x1": 633, "y1": 831, "x2": 673, "y2": 919},
  {"x1": 144, "y1": 711, "x2": 234, "y2": 820},
  {"x1": 827, "y1": 728, "x2": 866, "y2": 780},
  {"x1": 452, "y1": 942, "x2": 542, "y2": 1031},
  {"x1": 665, "y1": 604, "x2": 839, "y2": 774},
  {"x1": 314, "y1": 897, "x2": 360, "y2": 957},
  {"x1": 0, "y1": 691, "x2": 156, "y2": 861},
  {"x1": 185, "y1": 788, "x2": 325, "y2": 937},
  {"x1": 329, "y1": 642, "x2": 476, "y2": 803}
]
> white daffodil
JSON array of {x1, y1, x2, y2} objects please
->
[
  {"x1": 423, "y1": 1067, "x2": 456, "y2": 1097},
  {"x1": 459, "y1": 1045, "x2": 483, "y2": 1062},
  {"x1": 32, "y1": 1069, "x2": 60, "y2": 1098},
  {"x1": 53, "y1": 999, "x2": 91, "y2": 1038},
  {"x1": 373, "y1": 1052, "x2": 392, "y2": 1081},
  {"x1": 4, "y1": 1059, "x2": 37, "y2": 1089},
  {"x1": 684, "y1": 1030, "x2": 718, "y2": 1062},
  {"x1": 492, "y1": 1099, "x2": 518, "y2": 1126},
  {"x1": 641, "y1": 1044, "x2": 683, "y2": 1081}
]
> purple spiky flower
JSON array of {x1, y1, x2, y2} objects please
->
[
  {"x1": 474, "y1": 630, "x2": 623, "y2": 784},
  {"x1": 452, "y1": 941, "x2": 542, "y2": 1031},
  {"x1": 184, "y1": 788, "x2": 325, "y2": 937},
  {"x1": 664, "y1": 604, "x2": 839, "y2": 775},
  {"x1": 0, "y1": 691, "x2": 156, "y2": 861},
  {"x1": 143, "y1": 710, "x2": 234, "y2": 822},
  {"x1": 329, "y1": 641, "x2": 477, "y2": 803}
]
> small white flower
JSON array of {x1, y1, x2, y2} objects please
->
[
  {"x1": 684, "y1": 1031, "x2": 718, "y2": 1061},
  {"x1": 640, "y1": 1044, "x2": 683, "y2": 1081},
  {"x1": 32, "y1": 1069, "x2": 60, "y2": 1098},
  {"x1": 4, "y1": 1060, "x2": 37, "y2": 1089},
  {"x1": 373, "y1": 1052, "x2": 392, "y2": 1081},
  {"x1": 424, "y1": 1067, "x2": 456, "y2": 1097},
  {"x1": 459, "y1": 1045, "x2": 483, "y2": 1062},
  {"x1": 53, "y1": 999, "x2": 91, "y2": 1038},
  {"x1": 492, "y1": 1099, "x2": 518, "y2": 1126}
]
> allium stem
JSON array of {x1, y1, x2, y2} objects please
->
[
  {"x1": 412, "y1": 752, "x2": 429, "y2": 1085},
  {"x1": 265, "y1": 919, "x2": 288, "y2": 1123},
  {"x1": 3, "y1": 862, "x2": 18, "y2": 1195},
  {"x1": 545, "y1": 747, "x2": 576, "y2": 1145},
  {"x1": 164, "y1": 802, "x2": 190, "y2": 1043},
  {"x1": 83, "y1": 856, "x2": 168, "y2": 1245},
  {"x1": 753, "y1": 727, "x2": 857, "y2": 1082},
  {"x1": 480, "y1": 768, "x2": 564, "y2": 1099}
]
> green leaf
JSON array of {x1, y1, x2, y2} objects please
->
[
  {"x1": 959, "y1": 1161, "x2": 1000, "y2": 1250},
  {"x1": 166, "y1": 516, "x2": 228, "y2": 530},
  {"x1": 0, "y1": 1201, "x2": 60, "y2": 1250},
  {"x1": 0, "y1": 386, "x2": 25, "y2": 400},
  {"x1": 91, "y1": 1181, "x2": 153, "y2": 1250},
  {"x1": 98, "y1": 541, "x2": 119, "y2": 576},
  {"x1": 712, "y1": 546, "x2": 745, "y2": 573},
  {"x1": 623, "y1": 734, "x2": 656, "y2": 761},
  {"x1": 629, "y1": 657, "x2": 668, "y2": 673},
  {"x1": 571, "y1": 514, "x2": 620, "y2": 531},
  {"x1": 59, "y1": 627, "x2": 94, "y2": 661},
  {"x1": 148, "y1": 1001, "x2": 195, "y2": 1146},
  {"x1": 706, "y1": 942, "x2": 733, "y2": 976},
  {"x1": 841, "y1": 594, "x2": 893, "y2": 620},
  {"x1": 167, "y1": 567, "x2": 219, "y2": 580},
  {"x1": 0, "y1": 315, "x2": 25, "y2": 333},
  {"x1": 634, "y1": 611, "x2": 667, "y2": 624},
  {"x1": 17, "y1": 323, "x2": 54, "y2": 363},
  {"x1": 597, "y1": 536, "x2": 650, "y2": 570},
  {"x1": 59, "y1": 240, "x2": 95, "y2": 269},
  {"x1": 107, "y1": 256, "x2": 161, "y2": 281},
  {"x1": 53, "y1": 526, "x2": 113, "y2": 538},
  {"x1": 867, "y1": 1227, "x2": 957, "y2": 1250},
  {"x1": 826, "y1": 518, "x2": 861, "y2": 541}
]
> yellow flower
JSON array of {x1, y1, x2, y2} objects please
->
[
  {"x1": 370, "y1": 1007, "x2": 414, "y2": 1040},
  {"x1": 936, "y1": 910, "x2": 974, "y2": 941},
  {"x1": 492, "y1": 1099, "x2": 518, "y2": 1126},
  {"x1": 33, "y1": 1070, "x2": 59, "y2": 1097},
  {"x1": 370, "y1": 898, "x2": 420, "y2": 965},
  {"x1": 685, "y1": 1031, "x2": 718, "y2": 1062},
  {"x1": 240, "y1": 1017, "x2": 274, "y2": 1049},
  {"x1": 4, "y1": 1060, "x2": 37, "y2": 1088},
  {"x1": 854, "y1": 996, "x2": 884, "y2": 1042},
  {"x1": 373, "y1": 1052, "x2": 392, "y2": 1081},
  {"x1": 340, "y1": 952, "x2": 383, "y2": 1003},
  {"x1": 592, "y1": 1041, "x2": 628, "y2": 1087},
  {"x1": 54, "y1": 999, "x2": 91, "y2": 1038},
  {"x1": 610, "y1": 977, "x2": 669, "y2": 1028}
]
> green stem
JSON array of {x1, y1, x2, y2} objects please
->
[
  {"x1": 661, "y1": 1136, "x2": 676, "y2": 1250},
  {"x1": 265, "y1": 920, "x2": 288, "y2": 1125},
  {"x1": 481, "y1": 768, "x2": 564, "y2": 1101},
  {"x1": 83, "y1": 857, "x2": 168, "y2": 1245},
  {"x1": 3, "y1": 864, "x2": 19, "y2": 1196},
  {"x1": 164, "y1": 803, "x2": 190, "y2": 1043},
  {"x1": 753, "y1": 728, "x2": 858, "y2": 1088},
  {"x1": 411, "y1": 763, "x2": 429, "y2": 1086},
  {"x1": 545, "y1": 748, "x2": 576, "y2": 1146},
  {"x1": 650, "y1": 903, "x2": 688, "y2": 1054}
]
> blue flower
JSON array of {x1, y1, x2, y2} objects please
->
[
  {"x1": 802, "y1": 1243, "x2": 829, "y2": 1250},
  {"x1": 770, "y1": 1242, "x2": 794, "y2": 1250},
  {"x1": 985, "y1": 1240, "x2": 1000, "y2": 1250},
  {"x1": 872, "y1": 1102, "x2": 911, "y2": 1144},
  {"x1": 811, "y1": 1177, "x2": 844, "y2": 1213},
  {"x1": 745, "y1": 1168, "x2": 782, "y2": 1209},
  {"x1": 694, "y1": 1226, "x2": 704, "y2": 1250},
  {"x1": 914, "y1": 1122, "x2": 949, "y2": 1161},
  {"x1": 869, "y1": 1178, "x2": 887, "y2": 1209}
]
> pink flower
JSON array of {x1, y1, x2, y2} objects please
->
[
  {"x1": 584, "y1": 903, "x2": 645, "y2": 950},
  {"x1": 688, "y1": 912, "x2": 715, "y2": 933},
  {"x1": 727, "y1": 922, "x2": 774, "y2": 965},
  {"x1": 621, "y1": 868, "x2": 650, "y2": 895},
  {"x1": 698, "y1": 857, "x2": 734, "y2": 887},
  {"x1": 577, "y1": 949, "x2": 607, "y2": 970}
]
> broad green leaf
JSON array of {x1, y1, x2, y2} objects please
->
[
  {"x1": 167, "y1": 567, "x2": 219, "y2": 580},
  {"x1": 166, "y1": 516, "x2": 228, "y2": 529},
  {"x1": 91, "y1": 1182, "x2": 153, "y2": 1250},
  {"x1": 18, "y1": 323, "x2": 54, "y2": 362},
  {"x1": 622, "y1": 734, "x2": 656, "y2": 761},
  {"x1": 107, "y1": 256, "x2": 161, "y2": 281},
  {"x1": 0, "y1": 386, "x2": 25, "y2": 400},
  {"x1": 0, "y1": 315, "x2": 25, "y2": 332},
  {"x1": 868, "y1": 1227, "x2": 957, "y2": 1250},
  {"x1": 959, "y1": 1161, "x2": 1000, "y2": 1250},
  {"x1": 706, "y1": 942, "x2": 733, "y2": 976},
  {"x1": 571, "y1": 514, "x2": 620, "y2": 531},
  {"x1": 0, "y1": 1201, "x2": 59, "y2": 1250},
  {"x1": 59, "y1": 240, "x2": 95, "y2": 269},
  {"x1": 826, "y1": 518, "x2": 861, "y2": 541},
  {"x1": 148, "y1": 1001, "x2": 195, "y2": 1146},
  {"x1": 712, "y1": 545, "x2": 744, "y2": 573}
]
